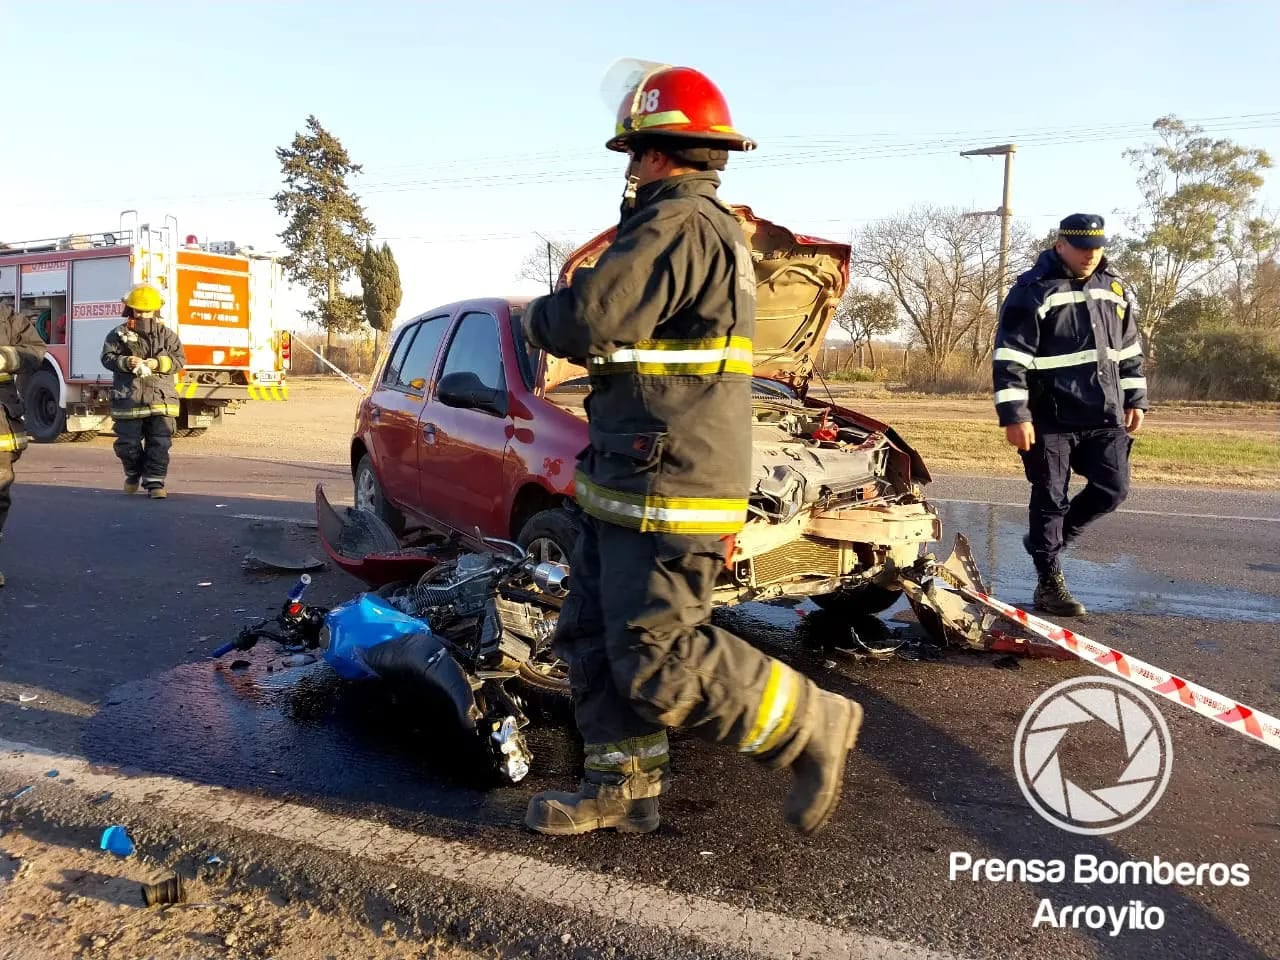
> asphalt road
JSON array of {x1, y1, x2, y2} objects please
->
[{"x1": 1, "y1": 442, "x2": 1278, "y2": 960}]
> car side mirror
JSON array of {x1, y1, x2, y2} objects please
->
[{"x1": 437, "y1": 371, "x2": 507, "y2": 417}]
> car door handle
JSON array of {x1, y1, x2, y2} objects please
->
[
  {"x1": 369, "y1": 404, "x2": 383, "y2": 421},
  {"x1": 422, "y1": 422, "x2": 437, "y2": 443}
]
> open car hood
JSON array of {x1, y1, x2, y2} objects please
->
[{"x1": 545, "y1": 204, "x2": 850, "y2": 393}]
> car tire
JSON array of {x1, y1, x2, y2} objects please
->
[
  {"x1": 516, "y1": 507, "x2": 580, "y2": 566},
  {"x1": 812, "y1": 584, "x2": 903, "y2": 617},
  {"x1": 353, "y1": 454, "x2": 406, "y2": 537}
]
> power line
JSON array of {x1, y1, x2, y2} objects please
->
[{"x1": 9, "y1": 112, "x2": 1278, "y2": 212}]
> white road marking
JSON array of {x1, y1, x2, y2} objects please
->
[
  {"x1": 932, "y1": 498, "x2": 1280, "y2": 524},
  {"x1": 0, "y1": 739, "x2": 958, "y2": 960}
]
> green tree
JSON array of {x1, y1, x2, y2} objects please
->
[
  {"x1": 1119, "y1": 116, "x2": 1272, "y2": 354},
  {"x1": 274, "y1": 115, "x2": 374, "y2": 349},
  {"x1": 360, "y1": 241, "x2": 403, "y2": 353},
  {"x1": 833, "y1": 289, "x2": 898, "y2": 368}
]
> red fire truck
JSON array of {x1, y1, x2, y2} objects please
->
[{"x1": 0, "y1": 211, "x2": 290, "y2": 441}]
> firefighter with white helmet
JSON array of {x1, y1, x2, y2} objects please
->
[
  {"x1": 520, "y1": 63, "x2": 866, "y2": 837},
  {"x1": 101, "y1": 283, "x2": 186, "y2": 499},
  {"x1": 0, "y1": 297, "x2": 48, "y2": 587}
]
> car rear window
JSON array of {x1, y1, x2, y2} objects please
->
[{"x1": 384, "y1": 315, "x2": 448, "y2": 392}]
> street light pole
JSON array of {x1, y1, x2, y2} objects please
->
[{"x1": 960, "y1": 143, "x2": 1017, "y2": 317}]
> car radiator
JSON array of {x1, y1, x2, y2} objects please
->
[{"x1": 751, "y1": 536, "x2": 845, "y2": 585}]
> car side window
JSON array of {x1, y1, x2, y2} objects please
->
[
  {"x1": 387, "y1": 315, "x2": 448, "y2": 393},
  {"x1": 381, "y1": 324, "x2": 417, "y2": 387},
  {"x1": 438, "y1": 312, "x2": 504, "y2": 393}
]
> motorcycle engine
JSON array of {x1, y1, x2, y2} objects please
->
[{"x1": 411, "y1": 551, "x2": 500, "y2": 618}]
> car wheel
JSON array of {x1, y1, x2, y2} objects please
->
[
  {"x1": 811, "y1": 584, "x2": 903, "y2": 617},
  {"x1": 517, "y1": 507, "x2": 580, "y2": 566},
  {"x1": 353, "y1": 454, "x2": 406, "y2": 537}
]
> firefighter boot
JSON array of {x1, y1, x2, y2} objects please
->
[
  {"x1": 124, "y1": 477, "x2": 140, "y2": 495},
  {"x1": 525, "y1": 732, "x2": 667, "y2": 836},
  {"x1": 781, "y1": 690, "x2": 863, "y2": 835},
  {"x1": 149, "y1": 487, "x2": 168, "y2": 500},
  {"x1": 1034, "y1": 569, "x2": 1087, "y2": 617},
  {"x1": 525, "y1": 780, "x2": 661, "y2": 836}
]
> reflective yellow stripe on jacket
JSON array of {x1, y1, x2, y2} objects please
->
[
  {"x1": 112, "y1": 403, "x2": 181, "y2": 419},
  {"x1": 590, "y1": 336, "x2": 753, "y2": 377},
  {"x1": 573, "y1": 471, "x2": 747, "y2": 535},
  {"x1": 0, "y1": 430, "x2": 29, "y2": 453}
]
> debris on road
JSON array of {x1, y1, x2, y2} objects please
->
[
  {"x1": 9, "y1": 786, "x2": 33, "y2": 801},
  {"x1": 17, "y1": 693, "x2": 37, "y2": 703},
  {"x1": 140, "y1": 873, "x2": 186, "y2": 906},
  {"x1": 100, "y1": 825, "x2": 135, "y2": 858}
]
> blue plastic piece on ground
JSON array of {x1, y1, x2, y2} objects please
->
[
  {"x1": 45, "y1": 769, "x2": 58, "y2": 778},
  {"x1": 100, "y1": 825, "x2": 135, "y2": 858}
]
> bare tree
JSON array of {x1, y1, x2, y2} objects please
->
[
  {"x1": 518, "y1": 237, "x2": 579, "y2": 292},
  {"x1": 856, "y1": 206, "x2": 1024, "y2": 381}
]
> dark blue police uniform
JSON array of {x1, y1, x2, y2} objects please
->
[{"x1": 993, "y1": 214, "x2": 1148, "y2": 612}]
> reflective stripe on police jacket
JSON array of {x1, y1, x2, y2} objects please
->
[{"x1": 992, "y1": 250, "x2": 1148, "y2": 429}]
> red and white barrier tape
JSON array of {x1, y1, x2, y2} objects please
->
[{"x1": 956, "y1": 585, "x2": 1280, "y2": 752}]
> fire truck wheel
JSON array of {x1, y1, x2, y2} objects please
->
[{"x1": 20, "y1": 368, "x2": 69, "y2": 443}]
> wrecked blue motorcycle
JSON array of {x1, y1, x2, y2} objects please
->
[{"x1": 211, "y1": 531, "x2": 571, "y2": 785}]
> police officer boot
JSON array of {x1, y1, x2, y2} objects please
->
[
  {"x1": 525, "y1": 732, "x2": 667, "y2": 837},
  {"x1": 1034, "y1": 569, "x2": 1087, "y2": 617}
]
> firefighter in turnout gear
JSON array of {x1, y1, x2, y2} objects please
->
[
  {"x1": 520, "y1": 63, "x2": 865, "y2": 837},
  {"x1": 0, "y1": 299, "x2": 48, "y2": 588},
  {"x1": 993, "y1": 214, "x2": 1147, "y2": 616},
  {"x1": 101, "y1": 284, "x2": 186, "y2": 499}
]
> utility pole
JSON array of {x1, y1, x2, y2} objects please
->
[
  {"x1": 960, "y1": 143, "x2": 1017, "y2": 316},
  {"x1": 533, "y1": 232, "x2": 555, "y2": 293}
]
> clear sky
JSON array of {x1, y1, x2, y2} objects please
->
[{"x1": 6, "y1": 0, "x2": 1279, "y2": 331}]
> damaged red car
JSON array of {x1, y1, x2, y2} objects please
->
[{"x1": 347, "y1": 206, "x2": 941, "y2": 616}]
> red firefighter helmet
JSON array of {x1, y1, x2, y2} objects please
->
[{"x1": 606, "y1": 64, "x2": 756, "y2": 154}]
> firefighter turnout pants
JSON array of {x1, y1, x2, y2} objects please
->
[
  {"x1": 0, "y1": 451, "x2": 16, "y2": 538},
  {"x1": 1020, "y1": 425, "x2": 1132, "y2": 575},
  {"x1": 556, "y1": 514, "x2": 821, "y2": 795},
  {"x1": 0, "y1": 415, "x2": 27, "y2": 537},
  {"x1": 113, "y1": 414, "x2": 175, "y2": 489}
]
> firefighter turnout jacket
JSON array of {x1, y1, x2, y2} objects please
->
[
  {"x1": 0, "y1": 303, "x2": 48, "y2": 453},
  {"x1": 522, "y1": 172, "x2": 757, "y2": 537},
  {"x1": 993, "y1": 250, "x2": 1148, "y2": 430},
  {"x1": 101, "y1": 320, "x2": 187, "y2": 420}
]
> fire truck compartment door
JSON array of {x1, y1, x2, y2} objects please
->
[{"x1": 70, "y1": 257, "x2": 132, "y2": 380}]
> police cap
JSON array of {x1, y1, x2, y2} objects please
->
[{"x1": 1058, "y1": 213, "x2": 1107, "y2": 249}]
